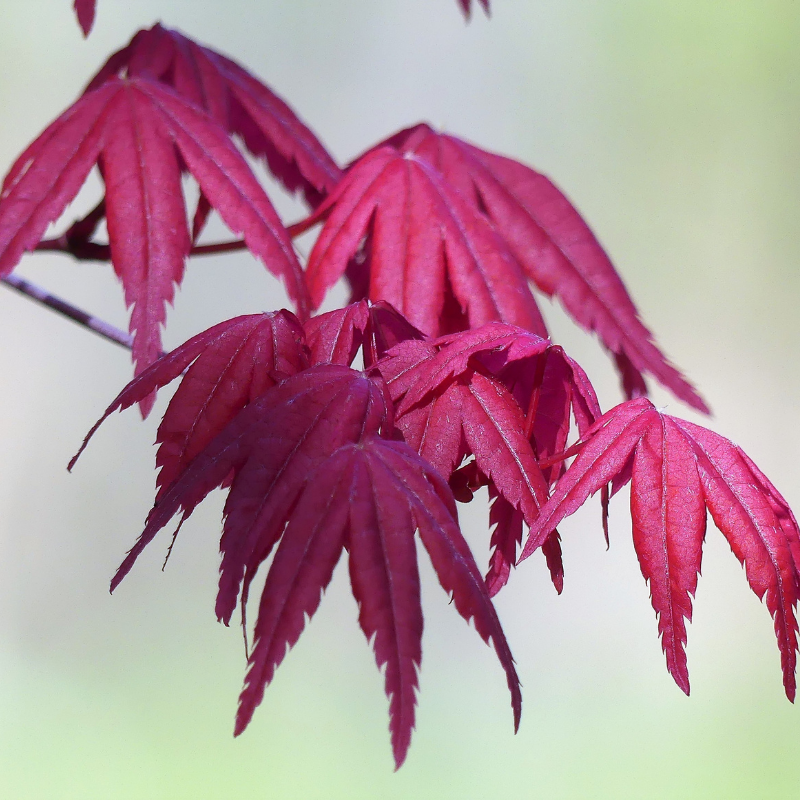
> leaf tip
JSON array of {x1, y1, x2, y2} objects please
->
[
  {"x1": 73, "y1": 0, "x2": 96, "y2": 37},
  {"x1": 392, "y1": 748, "x2": 409, "y2": 772}
]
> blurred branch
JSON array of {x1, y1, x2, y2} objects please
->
[{"x1": 1, "y1": 274, "x2": 133, "y2": 351}]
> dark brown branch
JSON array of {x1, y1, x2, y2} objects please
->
[
  {"x1": 36, "y1": 237, "x2": 110, "y2": 261},
  {"x1": 190, "y1": 239, "x2": 247, "y2": 255},
  {"x1": 11, "y1": 210, "x2": 309, "y2": 350},
  {"x1": 34, "y1": 236, "x2": 249, "y2": 260},
  {"x1": 1, "y1": 274, "x2": 133, "y2": 351},
  {"x1": 66, "y1": 199, "x2": 106, "y2": 243}
]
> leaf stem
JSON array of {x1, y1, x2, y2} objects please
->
[{"x1": 1, "y1": 274, "x2": 134, "y2": 351}]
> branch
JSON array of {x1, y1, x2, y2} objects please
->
[
  {"x1": 34, "y1": 237, "x2": 251, "y2": 260},
  {"x1": 1, "y1": 274, "x2": 133, "y2": 351},
  {"x1": 190, "y1": 240, "x2": 247, "y2": 255},
  {"x1": 10, "y1": 208, "x2": 311, "y2": 349}
]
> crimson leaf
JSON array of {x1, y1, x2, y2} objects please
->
[
  {"x1": 83, "y1": 363, "x2": 519, "y2": 768},
  {"x1": 85, "y1": 24, "x2": 342, "y2": 206},
  {"x1": 379, "y1": 124, "x2": 708, "y2": 412},
  {"x1": 522, "y1": 397, "x2": 800, "y2": 699},
  {"x1": 377, "y1": 323, "x2": 599, "y2": 593},
  {"x1": 236, "y1": 436, "x2": 520, "y2": 768},
  {"x1": 69, "y1": 311, "x2": 309, "y2": 495},
  {"x1": 0, "y1": 77, "x2": 308, "y2": 394},
  {"x1": 73, "y1": 0, "x2": 96, "y2": 37},
  {"x1": 294, "y1": 145, "x2": 548, "y2": 338}
]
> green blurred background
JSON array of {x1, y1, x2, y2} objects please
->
[{"x1": 1, "y1": 1, "x2": 799, "y2": 797}]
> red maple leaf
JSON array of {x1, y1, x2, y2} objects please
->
[
  {"x1": 376, "y1": 322, "x2": 601, "y2": 594},
  {"x1": 73, "y1": 0, "x2": 96, "y2": 37},
  {"x1": 236, "y1": 434, "x2": 520, "y2": 768},
  {"x1": 0, "y1": 76, "x2": 308, "y2": 401},
  {"x1": 521, "y1": 397, "x2": 800, "y2": 699},
  {"x1": 81, "y1": 363, "x2": 520, "y2": 768},
  {"x1": 69, "y1": 310, "x2": 309, "y2": 494},
  {"x1": 293, "y1": 145, "x2": 549, "y2": 338},
  {"x1": 374, "y1": 123, "x2": 708, "y2": 412},
  {"x1": 85, "y1": 24, "x2": 342, "y2": 207}
]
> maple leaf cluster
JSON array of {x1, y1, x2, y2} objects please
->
[{"x1": 1, "y1": 11, "x2": 797, "y2": 768}]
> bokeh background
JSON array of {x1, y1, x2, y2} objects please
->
[{"x1": 1, "y1": 1, "x2": 799, "y2": 797}]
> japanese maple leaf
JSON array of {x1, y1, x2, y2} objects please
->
[
  {"x1": 376, "y1": 123, "x2": 708, "y2": 413},
  {"x1": 85, "y1": 24, "x2": 342, "y2": 207},
  {"x1": 521, "y1": 397, "x2": 800, "y2": 699},
  {"x1": 237, "y1": 435, "x2": 520, "y2": 768},
  {"x1": 88, "y1": 363, "x2": 520, "y2": 768},
  {"x1": 0, "y1": 76, "x2": 308, "y2": 398},
  {"x1": 293, "y1": 145, "x2": 549, "y2": 339},
  {"x1": 377, "y1": 322, "x2": 600, "y2": 593},
  {"x1": 69, "y1": 310, "x2": 309, "y2": 496},
  {"x1": 382, "y1": 323, "x2": 600, "y2": 489},
  {"x1": 73, "y1": 0, "x2": 95, "y2": 36}
]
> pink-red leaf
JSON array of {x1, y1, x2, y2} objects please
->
[
  {"x1": 235, "y1": 436, "x2": 519, "y2": 768},
  {"x1": 381, "y1": 124, "x2": 707, "y2": 412},
  {"x1": 85, "y1": 24, "x2": 341, "y2": 205},
  {"x1": 298, "y1": 146, "x2": 548, "y2": 338},
  {"x1": 73, "y1": 0, "x2": 96, "y2": 37},
  {"x1": 70, "y1": 311, "x2": 309, "y2": 499},
  {"x1": 522, "y1": 398, "x2": 800, "y2": 699},
  {"x1": 630, "y1": 415, "x2": 706, "y2": 694},
  {"x1": 0, "y1": 77, "x2": 308, "y2": 383},
  {"x1": 376, "y1": 325, "x2": 601, "y2": 591},
  {"x1": 87, "y1": 359, "x2": 517, "y2": 767}
]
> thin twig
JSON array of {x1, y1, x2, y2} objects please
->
[
  {"x1": 190, "y1": 239, "x2": 246, "y2": 255},
  {"x1": 7, "y1": 208, "x2": 314, "y2": 351},
  {"x1": 1, "y1": 274, "x2": 133, "y2": 351},
  {"x1": 36, "y1": 237, "x2": 110, "y2": 260},
  {"x1": 34, "y1": 237, "x2": 251, "y2": 260}
]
